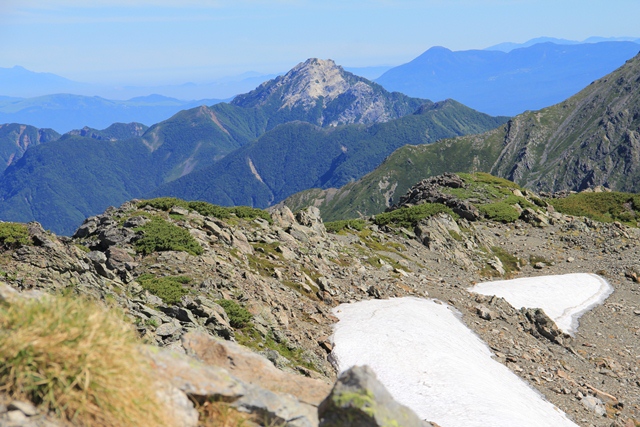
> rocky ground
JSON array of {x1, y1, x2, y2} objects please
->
[{"x1": 0, "y1": 180, "x2": 639, "y2": 426}]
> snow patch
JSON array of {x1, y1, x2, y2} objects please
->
[
  {"x1": 470, "y1": 273, "x2": 613, "y2": 334},
  {"x1": 331, "y1": 297, "x2": 579, "y2": 427}
]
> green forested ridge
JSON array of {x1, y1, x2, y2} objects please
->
[
  {"x1": 0, "y1": 135, "x2": 159, "y2": 235},
  {"x1": 0, "y1": 123, "x2": 60, "y2": 172},
  {"x1": 280, "y1": 126, "x2": 508, "y2": 221},
  {"x1": 66, "y1": 122, "x2": 148, "y2": 141},
  {"x1": 0, "y1": 104, "x2": 266, "y2": 235},
  {"x1": 150, "y1": 100, "x2": 508, "y2": 208}
]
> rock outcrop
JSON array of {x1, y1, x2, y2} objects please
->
[{"x1": 232, "y1": 58, "x2": 428, "y2": 127}]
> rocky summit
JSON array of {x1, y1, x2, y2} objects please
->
[
  {"x1": 232, "y1": 58, "x2": 428, "y2": 127},
  {"x1": 0, "y1": 174, "x2": 639, "y2": 426}
]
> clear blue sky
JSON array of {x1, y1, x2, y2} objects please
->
[{"x1": 1, "y1": 0, "x2": 638, "y2": 85}]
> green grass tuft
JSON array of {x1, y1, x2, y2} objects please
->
[
  {"x1": 479, "y1": 202, "x2": 520, "y2": 223},
  {"x1": 0, "y1": 223, "x2": 31, "y2": 249},
  {"x1": 325, "y1": 219, "x2": 367, "y2": 233},
  {"x1": 373, "y1": 203, "x2": 456, "y2": 228},
  {"x1": 137, "y1": 198, "x2": 272, "y2": 224},
  {"x1": 137, "y1": 274, "x2": 191, "y2": 305},
  {"x1": 216, "y1": 299, "x2": 253, "y2": 328},
  {"x1": 134, "y1": 216, "x2": 203, "y2": 256}
]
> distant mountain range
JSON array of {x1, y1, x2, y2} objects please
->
[
  {"x1": 280, "y1": 52, "x2": 640, "y2": 221},
  {"x1": 3, "y1": 40, "x2": 638, "y2": 132},
  {"x1": 0, "y1": 94, "x2": 223, "y2": 133},
  {"x1": 375, "y1": 41, "x2": 640, "y2": 116},
  {"x1": 0, "y1": 64, "x2": 391, "y2": 102},
  {"x1": 0, "y1": 59, "x2": 506, "y2": 235},
  {"x1": 0, "y1": 65, "x2": 391, "y2": 133},
  {"x1": 485, "y1": 36, "x2": 640, "y2": 52},
  {"x1": 0, "y1": 65, "x2": 278, "y2": 100}
]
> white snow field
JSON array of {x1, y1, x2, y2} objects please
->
[
  {"x1": 470, "y1": 273, "x2": 613, "y2": 334},
  {"x1": 331, "y1": 297, "x2": 581, "y2": 427}
]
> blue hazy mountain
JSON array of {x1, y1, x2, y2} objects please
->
[
  {"x1": 0, "y1": 65, "x2": 277, "y2": 100},
  {"x1": 486, "y1": 36, "x2": 640, "y2": 52},
  {"x1": 0, "y1": 94, "x2": 223, "y2": 133},
  {"x1": 375, "y1": 41, "x2": 640, "y2": 116}
]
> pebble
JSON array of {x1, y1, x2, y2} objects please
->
[
  {"x1": 581, "y1": 395, "x2": 606, "y2": 417},
  {"x1": 9, "y1": 400, "x2": 37, "y2": 416},
  {"x1": 6, "y1": 410, "x2": 28, "y2": 423}
]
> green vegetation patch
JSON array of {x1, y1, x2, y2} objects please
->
[
  {"x1": 0, "y1": 295, "x2": 170, "y2": 426},
  {"x1": 0, "y1": 222, "x2": 30, "y2": 249},
  {"x1": 463, "y1": 172, "x2": 521, "y2": 189},
  {"x1": 529, "y1": 254, "x2": 550, "y2": 265},
  {"x1": 325, "y1": 219, "x2": 366, "y2": 233},
  {"x1": 137, "y1": 197, "x2": 272, "y2": 223},
  {"x1": 216, "y1": 299, "x2": 253, "y2": 328},
  {"x1": 137, "y1": 273, "x2": 191, "y2": 305},
  {"x1": 247, "y1": 253, "x2": 279, "y2": 278},
  {"x1": 134, "y1": 216, "x2": 203, "y2": 256},
  {"x1": 482, "y1": 246, "x2": 524, "y2": 278},
  {"x1": 236, "y1": 328, "x2": 317, "y2": 372},
  {"x1": 479, "y1": 202, "x2": 521, "y2": 223},
  {"x1": 548, "y1": 192, "x2": 640, "y2": 225},
  {"x1": 374, "y1": 203, "x2": 456, "y2": 228}
]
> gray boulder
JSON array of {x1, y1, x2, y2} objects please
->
[
  {"x1": 521, "y1": 308, "x2": 569, "y2": 345},
  {"x1": 319, "y1": 365, "x2": 435, "y2": 427}
]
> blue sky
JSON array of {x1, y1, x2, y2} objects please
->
[{"x1": 1, "y1": 0, "x2": 639, "y2": 85}]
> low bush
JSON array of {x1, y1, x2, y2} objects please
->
[
  {"x1": 137, "y1": 273, "x2": 191, "y2": 305},
  {"x1": 137, "y1": 198, "x2": 272, "y2": 224},
  {"x1": 325, "y1": 219, "x2": 366, "y2": 233},
  {"x1": 216, "y1": 299, "x2": 253, "y2": 328},
  {"x1": 479, "y1": 202, "x2": 520, "y2": 223},
  {"x1": 134, "y1": 216, "x2": 203, "y2": 256},
  {"x1": 374, "y1": 203, "x2": 456, "y2": 228},
  {"x1": 0, "y1": 222, "x2": 30, "y2": 249},
  {"x1": 492, "y1": 246, "x2": 522, "y2": 273},
  {"x1": 502, "y1": 195, "x2": 536, "y2": 210},
  {"x1": 0, "y1": 295, "x2": 170, "y2": 426},
  {"x1": 468, "y1": 172, "x2": 521, "y2": 189}
]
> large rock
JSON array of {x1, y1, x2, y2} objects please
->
[
  {"x1": 521, "y1": 308, "x2": 569, "y2": 345},
  {"x1": 295, "y1": 207, "x2": 327, "y2": 237},
  {"x1": 271, "y1": 205, "x2": 297, "y2": 228},
  {"x1": 146, "y1": 345, "x2": 319, "y2": 427},
  {"x1": 182, "y1": 332, "x2": 332, "y2": 406},
  {"x1": 318, "y1": 365, "x2": 435, "y2": 427}
]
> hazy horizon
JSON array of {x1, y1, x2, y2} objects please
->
[{"x1": 2, "y1": 0, "x2": 639, "y2": 87}]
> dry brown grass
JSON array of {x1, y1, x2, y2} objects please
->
[
  {"x1": 0, "y1": 294, "x2": 173, "y2": 426},
  {"x1": 196, "y1": 400, "x2": 256, "y2": 427}
]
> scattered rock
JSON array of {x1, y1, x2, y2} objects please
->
[{"x1": 581, "y1": 395, "x2": 606, "y2": 417}]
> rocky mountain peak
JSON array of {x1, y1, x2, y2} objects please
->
[
  {"x1": 232, "y1": 58, "x2": 428, "y2": 127},
  {"x1": 277, "y1": 58, "x2": 350, "y2": 108},
  {"x1": 232, "y1": 58, "x2": 353, "y2": 111}
]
